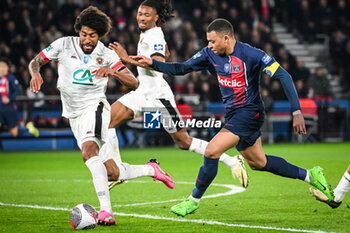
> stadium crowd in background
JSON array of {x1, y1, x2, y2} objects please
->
[{"x1": 0, "y1": 0, "x2": 348, "y2": 126}]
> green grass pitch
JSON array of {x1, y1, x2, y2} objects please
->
[{"x1": 0, "y1": 143, "x2": 349, "y2": 233}]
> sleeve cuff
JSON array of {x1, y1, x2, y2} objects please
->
[{"x1": 292, "y1": 110, "x2": 301, "y2": 116}]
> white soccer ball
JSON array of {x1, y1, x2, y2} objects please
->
[{"x1": 70, "y1": 204, "x2": 98, "y2": 230}]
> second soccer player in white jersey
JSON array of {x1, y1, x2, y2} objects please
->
[
  {"x1": 108, "y1": 0, "x2": 249, "y2": 188},
  {"x1": 28, "y1": 6, "x2": 174, "y2": 226}
]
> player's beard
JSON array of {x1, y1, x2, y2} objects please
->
[
  {"x1": 137, "y1": 26, "x2": 147, "y2": 33},
  {"x1": 81, "y1": 44, "x2": 96, "y2": 54}
]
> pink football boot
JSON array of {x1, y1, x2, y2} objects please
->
[
  {"x1": 147, "y1": 159, "x2": 174, "y2": 189},
  {"x1": 98, "y1": 210, "x2": 115, "y2": 226}
]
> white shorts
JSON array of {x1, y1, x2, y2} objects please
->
[
  {"x1": 69, "y1": 99, "x2": 111, "y2": 149},
  {"x1": 99, "y1": 128, "x2": 122, "y2": 163},
  {"x1": 118, "y1": 90, "x2": 183, "y2": 133}
]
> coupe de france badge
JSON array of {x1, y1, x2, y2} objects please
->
[
  {"x1": 224, "y1": 63, "x2": 230, "y2": 73},
  {"x1": 83, "y1": 56, "x2": 89, "y2": 64}
]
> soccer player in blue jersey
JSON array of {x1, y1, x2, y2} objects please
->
[
  {"x1": 131, "y1": 18, "x2": 334, "y2": 216},
  {"x1": 0, "y1": 58, "x2": 38, "y2": 141}
]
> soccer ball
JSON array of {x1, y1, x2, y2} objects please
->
[{"x1": 69, "y1": 204, "x2": 98, "y2": 230}]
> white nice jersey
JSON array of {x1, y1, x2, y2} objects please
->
[
  {"x1": 40, "y1": 37, "x2": 124, "y2": 118},
  {"x1": 136, "y1": 27, "x2": 174, "y2": 98}
]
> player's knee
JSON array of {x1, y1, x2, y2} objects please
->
[
  {"x1": 81, "y1": 142, "x2": 98, "y2": 162},
  {"x1": 204, "y1": 145, "x2": 220, "y2": 158},
  {"x1": 82, "y1": 151, "x2": 94, "y2": 162}
]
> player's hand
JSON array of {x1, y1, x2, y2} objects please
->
[
  {"x1": 132, "y1": 55, "x2": 153, "y2": 67},
  {"x1": 293, "y1": 113, "x2": 306, "y2": 135},
  {"x1": 2, "y1": 96, "x2": 9, "y2": 104},
  {"x1": 96, "y1": 67, "x2": 115, "y2": 79},
  {"x1": 108, "y1": 42, "x2": 130, "y2": 63},
  {"x1": 30, "y1": 73, "x2": 43, "y2": 93}
]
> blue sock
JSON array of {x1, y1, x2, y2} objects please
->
[
  {"x1": 192, "y1": 156, "x2": 219, "y2": 199},
  {"x1": 261, "y1": 155, "x2": 307, "y2": 180}
]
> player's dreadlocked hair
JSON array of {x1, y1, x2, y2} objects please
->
[
  {"x1": 141, "y1": 0, "x2": 174, "y2": 25},
  {"x1": 207, "y1": 18, "x2": 234, "y2": 37},
  {"x1": 74, "y1": 6, "x2": 112, "y2": 37}
]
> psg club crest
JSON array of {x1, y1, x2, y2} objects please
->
[
  {"x1": 233, "y1": 64, "x2": 241, "y2": 73},
  {"x1": 96, "y1": 57, "x2": 104, "y2": 64},
  {"x1": 224, "y1": 63, "x2": 230, "y2": 73}
]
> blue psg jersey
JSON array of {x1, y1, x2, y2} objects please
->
[{"x1": 185, "y1": 41, "x2": 279, "y2": 116}]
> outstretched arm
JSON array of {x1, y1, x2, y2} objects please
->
[
  {"x1": 131, "y1": 55, "x2": 195, "y2": 75},
  {"x1": 108, "y1": 42, "x2": 153, "y2": 69},
  {"x1": 272, "y1": 66, "x2": 306, "y2": 135},
  {"x1": 29, "y1": 53, "x2": 49, "y2": 93},
  {"x1": 109, "y1": 42, "x2": 197, "y2": 75},
  {"x1": 96, "y1": 67, "x2": 139, "y2": 90}
]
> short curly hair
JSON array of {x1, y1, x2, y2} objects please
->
[
  {"x1": 141, "y1": 0, "x2": 174, "y2": 26},
  {"x1": 74, "y1": 6, "x2": 112, "y2": 37}
]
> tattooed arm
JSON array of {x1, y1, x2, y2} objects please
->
[{"x1": 28, "y1": 53, "x2": 49, "y2": 93}]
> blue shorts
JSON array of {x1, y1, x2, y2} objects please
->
[
  {"x1": 223, "y1": 110, "x2": 265, "y2": 151},
  {"x1": 0, "y1": 109, "x2": 18, "y2": 129}
]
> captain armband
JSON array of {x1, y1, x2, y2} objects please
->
[{"x1": 263, "y1": 61, "x2": 280, "y2": 77}]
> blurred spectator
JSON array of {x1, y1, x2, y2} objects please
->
[
  {"x1": 329, "y1": 30, "x2": 346, "y2": 71},
  {"x1": 335, "y1": 0, "x2": 349, "y2": 32},
  {"x1": 168, "y1": 11, "x2": 182, "y2": 31},
  {"x1": 315, "y1": 0, "x2": 335, "y2": 34},
  {"x1": 44, "y1": 25, "x2": 63, "y2": 43},
  {"x1": 296, "y1": 0, "x2": 316, "y2": 43},
  {"x1": 295, "y1": 80, "x2": 309, "y2": 99},
  {"x1": 341, "y1": 40, "x2": 350, "y2": 88},
  {"x1": 41, "y1": 68, "x2": 58, "y2": 97},
  {"x1": 276, "y1": 48, "x2": 296, "y2": 71},
  {"x1": 292, "y1": 59, "x2": 310, "y2": 82},
  {"x1": 270, "y1": 80, "x2": 286, "y2": 101},
  {"x1": 308, "y1": 67, "x2": 332, "y2": 101},
  {"x1": 269, "y1": 33, "x2": 283, "y2": 55},
  {"x1": 261, "y1": 88, "x2": 273, "y2": 113}
]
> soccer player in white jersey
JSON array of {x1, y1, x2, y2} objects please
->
[
  {"x1": 28, "y1": 6, "x2": 174, "y2": 226},
  {"x1": 108, "y1": 0, "x2": 249, "y2": 188}
]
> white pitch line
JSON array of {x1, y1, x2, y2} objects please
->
[
  {"x1": 0, "y1": 202, "x2": 331, "y2": 233},
  {"x1": 114, "y1": 181, "x2": 245, "y2": 207},
  {"x1": 7, "y1": 179, "x2": 245, "y2": 207}
]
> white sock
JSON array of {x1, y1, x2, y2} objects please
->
[
  {"x1": 333, "y1": 171, "x2": 350, "y2": 202},
  {"x1": 189, "y1": 138, "x2": 237, "y2": 168},
  {"x1": 118, "y1": 162, "x2": 154, "y2": 180},
  {"x1": 304, "y1": 170, "x2": 310, "y2": 183},
  {"x1": 85, "y1": 156, "x2": 112, "y2": 213},
  {"x1": 189, "y1": 195, "x2": 200, "y2": 203}
]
